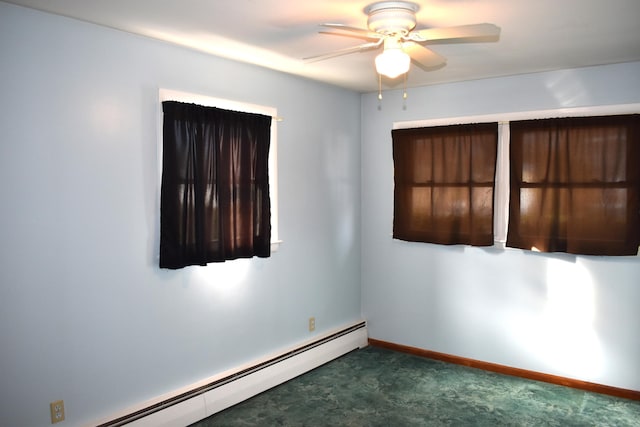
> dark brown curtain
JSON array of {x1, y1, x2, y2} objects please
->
[
  {"x1": 507, "y1": 114, "x2": 640, "y2": 256},
  {"x1": 392, "y1": 123, "x2": 498, "y2": 246},
  {"x1": 160, "y1": 101, "x2": 271, "y2": 269}
]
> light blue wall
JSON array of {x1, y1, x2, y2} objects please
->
[
  {"x1": 2, "y1": 2, "x2": 639, "y2": 426},
  {"x1": 361, "y1": 62, "x2": 640, "y2": 390},
  {"x1": 0, "y1": 3, "x2": 361, "y2": 426}
]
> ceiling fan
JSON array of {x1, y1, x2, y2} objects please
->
[{"x1": 305, "y1": 1, "x2": 500, "y2": 79}]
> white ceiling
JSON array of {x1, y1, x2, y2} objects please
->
[{"x1": 5, "y1": 0, "x2": 640, "y2": 92}]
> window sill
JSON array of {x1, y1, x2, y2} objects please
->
[{"x1": 271, "y1": 240, "x2": 283, "y2": 252}]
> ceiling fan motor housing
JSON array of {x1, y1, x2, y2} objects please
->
[{"x1": 365, "y1": 1, "x2": 419, "y2": 35}]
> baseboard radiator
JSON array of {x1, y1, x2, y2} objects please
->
[{"x1": 96, "y1": 321, "x2": 367, "y2": 427}]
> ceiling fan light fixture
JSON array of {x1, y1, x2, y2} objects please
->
[
  {"x1": 375, "y1": 47, "x2": 410, "y2": 78},
  {"x1": 309, "y1": 1, "x2": 500, "y2": 87}
]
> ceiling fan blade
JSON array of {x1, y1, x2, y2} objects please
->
[
  {"x1": 403, "y1": 42, "x2": 447, "y2": 70},
  {"x1": 321, "y1": 23, "x2": 382, "y2": 40},
  {"x1": 319, "y1": 30, "x2": 382, "y2": 42},
  {"x1": 409, "y1": 23, "x2": 501, "y2": 43},
  {"x1": 303, "y1": 40, "x2": 383, "y2": 63}
]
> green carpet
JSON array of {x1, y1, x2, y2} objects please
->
[{"x1": 190, "y1": 346, "x2": 640, "y2": 426}]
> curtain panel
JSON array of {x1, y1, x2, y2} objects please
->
[
  {"x1": 160, "y1": 101, "x2": 272, "y2": 269},
  {"x1": 392, "y1": 123, "x2": 498, "y2": 246},
  {"x1": 507, "y1": 114, "x2": 640, "y2": 256}
]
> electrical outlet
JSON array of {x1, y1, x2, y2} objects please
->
[
  {"x1": 308, "y1": 317, "x2": 315, "y2": 332},
  {"x1": 50, "y1": 400, "x2": 65, "y2": 424}
]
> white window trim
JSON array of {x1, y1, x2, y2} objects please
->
[
  {"x1": 157, "y1": 88, "x2": 282, "y2": 253},
  {"x1": 393, "y1": 103, "x2": 640, "y2": 250}
]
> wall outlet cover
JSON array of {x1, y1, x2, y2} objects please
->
[{"x1": 50, "y1": 400, "x2": 65, "y2": 424}]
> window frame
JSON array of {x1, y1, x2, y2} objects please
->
[
  {"x1": 394, "y1": 103, "x2": 640, "y2": 254},
  {"x1": 157, "y1": 88, "x2": 281, "y2": 260}
]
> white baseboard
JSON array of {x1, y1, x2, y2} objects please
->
[{"x1": 95, "y1": 321, "x2": 367, "y2": 427}]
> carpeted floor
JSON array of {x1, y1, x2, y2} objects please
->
[{"x1": 190, "y1": 346, "x2": 640, "y2": 426}]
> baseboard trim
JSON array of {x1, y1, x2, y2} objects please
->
[
  {"x1": 368, "y1": 338, "x2": 640, "y2": 401},
  {"x1": 94, "y1": 321, "x2": 367, "y2": 427}
]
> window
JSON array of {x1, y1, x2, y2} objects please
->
[
  {"x1": 158, "y1": 89, "x2": 280, "y2": 269},
  {"x1": 392, "y1": 123, "x2": 498, "y2": 246},
  {"x1": 394, "y1": 104, "x2": 640, "y2": 256},
  {"x1": 507, "y1": 115, "x2": 640, "y2": 255}
]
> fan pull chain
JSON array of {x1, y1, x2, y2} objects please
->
[
  {"x1": 378, "y1": 74, "x2": 382, "y2": 101},
  {"x1": 403, "y1": 73, "x2": 407, "y2": 99},
  {"x1": 402, "y1": 73, "x2": 408, "y2": 109}
]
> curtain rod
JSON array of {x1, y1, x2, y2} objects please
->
[{"x1": 159, "y1": 88, "x2": 283, "y2": 122}]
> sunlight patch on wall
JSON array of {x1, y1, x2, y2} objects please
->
[
  {"x1": 191, "y1": 259, "x2": 251, "y2": 299},
  {"x1": 526, "y1": 257, "x2": 603, "y2": 379},
  {"x1": 544, "y1": 69, "x2": 591, "y2": 107}
]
